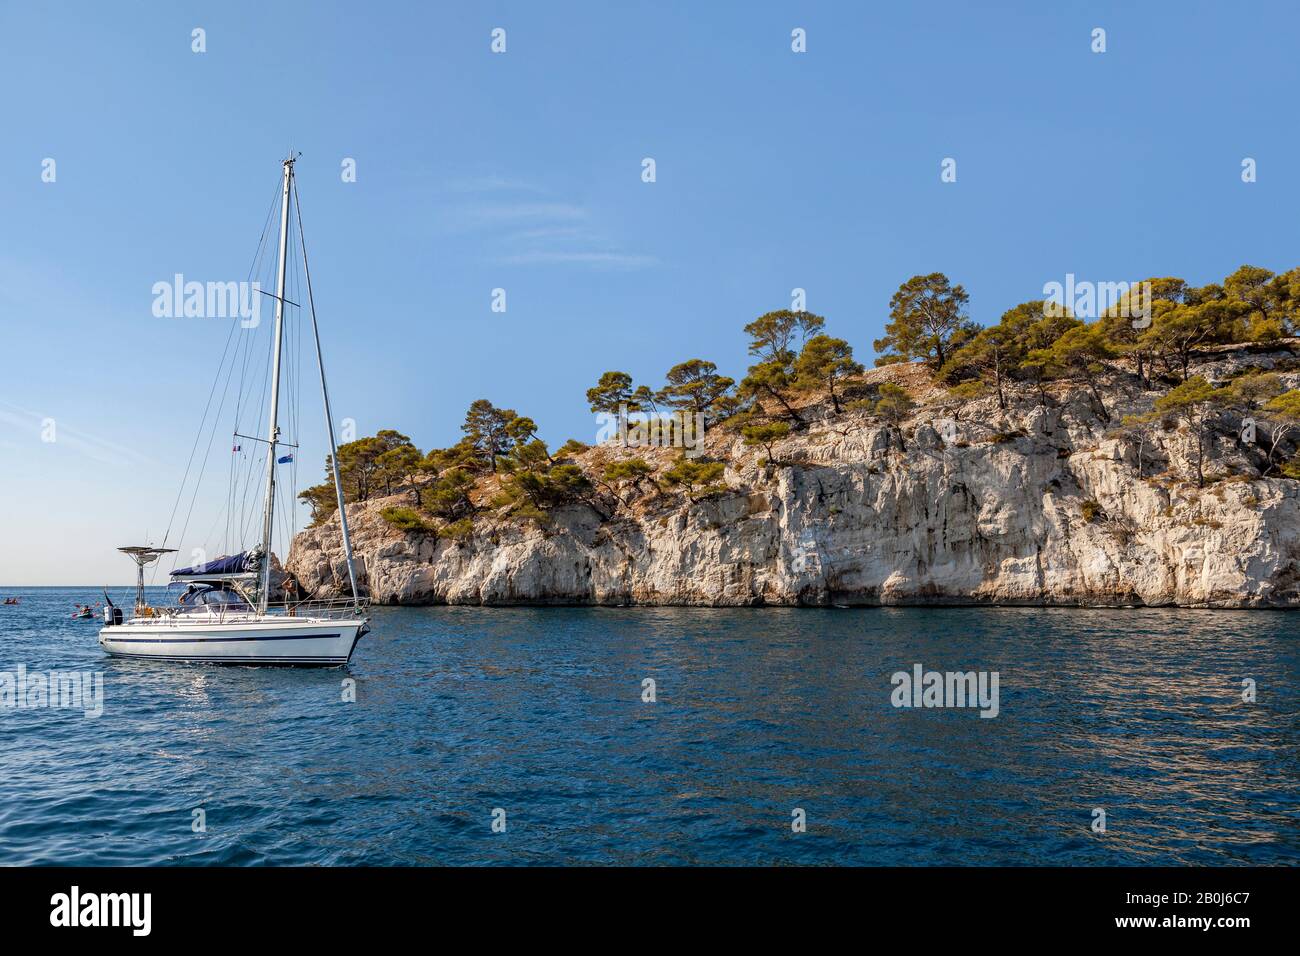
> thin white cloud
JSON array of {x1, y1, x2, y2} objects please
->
[
  {"x1": 442, "y1": 174, "x2": 658, "y2": 270},
  {"x1": 504, "y1": 225, "x2": 605, "y2": 243},
  {"x1": 443, "y1": 175, "x2": 545, "y2": 195},
  {"x1": 499, "y1": 251, "x2": 659, "y2": 269},
  {"x1": 0, "y1": 400, "x2": 161, "y2": 469},
  {"x1": 465, "y1": 201, "x2": 589, "y2": 225}
]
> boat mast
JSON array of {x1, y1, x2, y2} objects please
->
[
  {"x1": 257, "y1": 154, "x2": 295, "y2": 614},
  {"x1": 293, "y1": 185, "x2": 361, "y2": 608}
]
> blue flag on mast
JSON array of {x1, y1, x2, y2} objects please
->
[{"x1": 277, "y1": 453, "x2": 294, "y2": 464}]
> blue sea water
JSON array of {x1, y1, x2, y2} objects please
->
[{"x1": 0, "y1": 586, "x2": 1297, "y2": 866}]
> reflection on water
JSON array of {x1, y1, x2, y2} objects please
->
[{"x1": 1, "y1": 589, "x2": 1297, "y2": 865}]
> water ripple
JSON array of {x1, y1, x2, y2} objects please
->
[{"x1": 0, "y1": 591, "x2": 1297, "y2": 864}]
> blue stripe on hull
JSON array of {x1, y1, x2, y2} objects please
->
[
  {"x1": 104, "y1": 632, "x2": 344, "y2": 644},
  {"x1": 101, "y1": 626, "x2": 364, "y2": 667}
]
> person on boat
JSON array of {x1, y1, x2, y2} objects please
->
[{"x1": 281, "y1": 573, "x2": 305, "y2": 602}]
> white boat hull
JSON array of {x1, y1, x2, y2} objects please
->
[{"x1": 99, "y1": 616, "x2": 368, "y2": 666}]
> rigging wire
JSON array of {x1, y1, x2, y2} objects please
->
[
  {"x1": 154, "y1": 174, "x2": 282, "y2": 582},
  {"x1": 227, "y1": 194, "x2": 280, "y2": 556},
  {"x1": 230, "y1": 223, "x2": 276, "y2": 549},
  {"x1": 294, "y1": 174, "x2": 360, "y2": 603},
  {"x1": 236, "y1": 255, "x2": 279, "y2": 546},
  {"x1": 150, "y1": 161, "x2": 324, "y2": 584},
  {"x1": 285, "y1": 199, "x2": 303, "y2": 553},
  {"x1": 171, "y1": 185, "x2": 283, "y2": 574}
]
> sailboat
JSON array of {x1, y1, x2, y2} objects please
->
[{"x1": 99, "y1": 156, "x2": 369, "y2": 666}]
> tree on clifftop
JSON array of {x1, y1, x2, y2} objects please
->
[
  {"x1": 1096, "y1": 278, "x2": 1187, "y2": 390},
  {"x1": 421, "y1": 467, "x2": 476, "y2": 520},
  {"x1": 375, "y1": 442, "x2": 422, "y2": 499},
  {"x1": 1139, "y1": 299, "x2": 1237, "y2": 382},
  {"x1": 505, "y1": 415, "x2": 553, "y2": 465},
  {"x1": 586, "y1": 370, "x2": 636, "y2": 435},
  {"x1": 656, "y1": 359, "x2": 737, "y2": 427},
  {"x1": 794, "y1": 335, "x2": 863, "y2": 413},
  {"x1": 492, "y1": 460, "x2": 598, "y2": 524},
  {"x1": 1223, "y1": 265, "x2": 1285, "y2": 340},
  {"x1": 1153, "y1": 375, "x2": 1220, "y2": 487},
  {"x1": 586, "y1": 370, "x2": 633, "y2": 413},
  {"x1": 462, "y1": 399, "x2": 517, "y2": 473},
  {"x1": 738, "y1": 310, "x2": 827, "y2": 426},
  {"x1": 1259, "y1": 389, "x2": 1300, "y2": 477},
  {"x1": 300, "y1": 429, "x2": 421, "y2": 522},
  {"x1": 738, "y1": 359, "x2": 803, "y2": 425},
  {"x1": 873, "y1": 382, "x2": 915, "y2": 451},
  {"x1": 299, "y1": 482, "x2": 337, "y2": 525},
  {"x1": 874, "y1": 273, "x2": 975, "y2": 371},
  {"x1": 741, "y1": 421, "x2": 791, "y2": 465},
  {"x1": 941, "y1": 300, "x2": 1046, "y2": 409},
  {"x1": 660, "y1": 458, "x2": 727, "y2": 502},
  {"x1": 600, "y1": 458, "x2": 655, "y2": 503},
  {"x1": 743, "y1": 310, "x2": 825, "y2": 365},
  {"x1": 1023, "y1": 324, "x2": 1115, "y2": 422}
]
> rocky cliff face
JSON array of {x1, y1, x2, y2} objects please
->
[{"x1": 287, "y1": 349, "x2": 1300, "y2": 608}]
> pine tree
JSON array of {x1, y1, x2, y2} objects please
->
[
  {"x1": 874, "y1": 273, "x2": 974, "y2": 370},
  {"x1": 793, "y1": 335, "x2": 862, "y2": 413},
  {"x1": 461, "y1": 400, "x2": 517, "y2": 473}
]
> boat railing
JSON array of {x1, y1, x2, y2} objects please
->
[
  {"x1": 281, "y1": 596, "x2": 372, "y2": 619},
  {"x1": 132, "y1": 595, "x2": 369, "y2": 625}
]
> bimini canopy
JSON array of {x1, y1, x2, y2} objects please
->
[{"x1": 170, "y1": 551, "x2": 259, "y2": 581}]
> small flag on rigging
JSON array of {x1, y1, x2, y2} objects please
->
[
  {"x1": 232, "y1": 444, "x2": 241, "y2": 452},
  {"x1": 277, "y1": 453, "x2": 294, "y2": 464}
]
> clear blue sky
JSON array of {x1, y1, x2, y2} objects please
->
[{"x1": 2, "y1": 1, "x2": 1297, "y2": 584}]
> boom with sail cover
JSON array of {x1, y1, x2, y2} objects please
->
[{"x1": 170, "y1": 551, "x2": 259, "y2": 579}]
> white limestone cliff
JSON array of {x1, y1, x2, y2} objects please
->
[{"x1": 287, "y1": 351, "x2": 1300, "y2": 608}]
